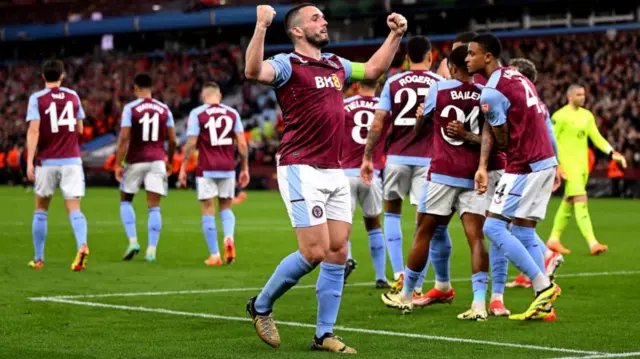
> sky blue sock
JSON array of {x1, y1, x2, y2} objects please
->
[
  {"x1": 119, "y1": 201, "x2": 137, "y2": 240},
  {"x1": 367, "y1": 228, "x2": 386, "y2": 281},
  {"x1": 402, "y1": 266, "x2": 422, "y2": 297},
  {"x1": 384, "y1": 213, "x2": 403, "y2": 274},
  {"x1": 512, "y1": 225, "x2": 546, "y2": 273},
  {"x1": 255, "y1": 251, "x2": 315, "y2": 313},
  {"x1": 219, "y1": 209, "x2": 235, "y2": 238},
  {"x1": 489, "y1": 241, "x2": 508, "y2": 294},
  {"x1": 430, "y1": 225, "x2": 452, "y2": 282},
  {"x1": 535, "y1": 232, "x2": 549, "y2": 254},
  {"x1": 32, "y1": 210, "x2": 47, "y2": 261},
  {"x1": 69, "y1": 210, "x2": 87, "y2": 250},
  {"x1": 148, "y1": 207, "x2": 162, "y2": 248},
  {"x1": 316, "y1": 262, "x2": 345, "y2": 337},
  {"x1": 472, "y1": 271, "x2": 489, "y2": 303},
  {"x1": 484, "y1": 218, "x2": 542, "y2": 280},
  {"x1": 347, "y1": 240, "x2": 353, "y2": 260},
  {"x1": 414, "y1": 259, "x2": 430, "y2": 290},
  {"x1": 202, "y1": 215, "x2": 219, "y2": 255}
]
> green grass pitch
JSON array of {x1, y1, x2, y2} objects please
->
[{"x1": 1, "y1": 187, "x2": 639, "y2": 358}]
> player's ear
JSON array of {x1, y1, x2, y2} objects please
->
[{"x1": 289, "y1": 26, "x2": 304, "y2": 39}]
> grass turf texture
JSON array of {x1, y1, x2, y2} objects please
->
[{"x1": 1, "y1": 187, "x2": 639, "y2": 359}]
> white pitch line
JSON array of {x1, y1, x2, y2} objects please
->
[
  {"x1": 29, "y1": 270, "x2": 640, "y2": 301},
  {"x1": 551, "y1": 352, "x2": 640, "y2": 359},
  {"x1": 31, "y1": 297, "x2": 604, "y2": 356}
]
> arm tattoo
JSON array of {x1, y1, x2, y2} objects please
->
[
  {"x1": 364, "y1": 111, "x2": 386, "y2": 160},
  {"x1": 479, "y1": 121, "x2": 494, "y2": 169},
  {"x1": 463, "y1": 131, "x2": 482, "y2": 144},
  {"x1": 492, "y1": 124, "x2": 509, "y2": 151}
]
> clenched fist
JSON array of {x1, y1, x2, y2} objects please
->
[
  {"x1": 257, "y1": 5, "x2": 276, "y2": 29},
  {"x1": 387, "y1": 13, "x2": 408, "y2": 35}
]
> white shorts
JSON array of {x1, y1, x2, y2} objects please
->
[
  {"x1": 488, "y1": 167, "x2": 556, "y2": 221},
  {"x1": 486, "y1": 170, "x2": 505, "y2": 211},
  {"x1": 35, "y1": 165, "x2": 85, "y2": 199},
  {"x1": 277, "y1": 165, "x2": 352, "y2": 228},
  {"x1": 196, "y1": 177, "x2": 235, "y2": 200},
  {"x1": 417, "y1": 180, "x2": 486, "y2": 217},
  {"x1": 383, "y1": 164, "x2": 428, "y2": 205},
  {"x1": 348, "y1": 176, "x2": 383, "y2": 218},
  {"x1": 120, "y1": 161, "x2": 167, "y2": 196}
]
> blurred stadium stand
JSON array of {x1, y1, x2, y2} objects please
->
[{"x1": 1, "y1": 0, "x2": 639, "y2": 196}]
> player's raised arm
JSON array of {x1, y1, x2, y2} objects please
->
[
  {"x1": 359, "y1": 13, "x2": 407, "y2": 80},
  {"x1": 244, "y1": 5, "x2": 277, "y2": 85}
]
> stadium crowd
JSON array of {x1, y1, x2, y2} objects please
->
[{"x1": 1, "y1": 31, "x2": 639, "y2": 184}]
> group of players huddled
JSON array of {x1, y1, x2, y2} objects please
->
[{"x1": 24, "y1": 2, "x2": 627, "y2": 355}]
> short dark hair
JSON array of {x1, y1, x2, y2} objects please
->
[
  {"x1": 284, "y1": 3, "x2": 315, "y2": 39},
  {"x1": 42, "y1": 60, "x2": 64, "y2": 82},
  {"x1": 360, "y1": 78, "x2": 378, "y2": 89},
  {"x1": 454, "y1": 31, "x2": 478, "y2": 44},
  {"x1": 134, "y1": 73, "x2": 153, "y2": 89},
  {"x1": 471, "y1": 33, "x2": 502, "y2": 58},
  {"x1": 448, "y1": 46, "x2": 469, "y2": 73},
  {"x1": 406, "y1": 36, "x2": 432, "y2": 63},
  {"x1": 508, "y1": 58, "x2": 537, "y2": 83}
]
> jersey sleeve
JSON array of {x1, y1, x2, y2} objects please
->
[
  {"x1": 480, "y1": 88, "x2": 510, "y2": 127},
  {"x1": 587, "y1": 111, "x2": 613, "y2": 154},
  {"x1": 120, "y1": 105, "x2": 132, "y2": 128},
  {"x1": 186, "y1": 110, "x2": 200, "y2": 136},
  {"x1": 234, "y1": 117, "x2": 245, "y2": 133},
  {"x1": 375, "y1": 80, "x2": 392, "y2": 112},
  {"x1": 166, "y1": 109, "x2": 175, "y2": 128},
  {"x1": 76, "y1": 97, "x2": 86, "y2": 120},
  {"x1": 545, "y1": 112, "x2": 558, "y2": 156},
  {"x1": 26, "y1": 94, "x2": 40, "y2": 121},
  {"x1": 265, "y1": 53, "x2": 293, "y2": 88},
  {"x1": 423, "y1": 82, "x2": 438, "y2": 114}
]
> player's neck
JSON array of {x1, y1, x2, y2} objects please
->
[
  {"x1": 294, "y1": 42, "x2": 322, "y2": 60},
  {"x1": 359, "y1": 90, "x2": 375, "y2": 97},
  {"x1": 409, "y1": 62, "x2": 429, "y2": 71},
  {"x1": 569, "y1": 104, "x2": 581, "y2": 111},
  {"x1": 454, "y1": 75, "x2": 472, "y2": 83},
  {"x1": 45, "y1": 82, "x2": 62, "y2": 89},
  {"x1": 137, "y1": 92, "x2": 152, "y2": 99},
  {"x1": 205, "y1": 101, "x2": 220, "y2": 106},
  {"x1": 483, "y1": 61, "x2": 500, "y2": 79}
]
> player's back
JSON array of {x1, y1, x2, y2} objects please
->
[
  {"x1": 268, "y1": 52, "x2": 350, "y2": 168},
  {"x1": 484, "y1": 68, "x2": 556, "y2": 173},
  {"x1": 428, "y1": 80, "x2": 483, "y2": 186},
  {"x1": 342, "y1": 94, "x2": 389, "y2": 172},
  {"x1": 28, "y1": 87, "x2": 83, "y2": 165},
  {"x1": 122, "y1": 98, "x2": 172, "y2": 164},
  {"x1": 189, "y1": 103, "x2": 243, "y2": 177},
  {"x1": 381, "y1": 70, "x2": 442, "y2": 163}
]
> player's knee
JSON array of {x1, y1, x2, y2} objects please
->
[
  {"x1": 300, "y1": 245, "x2": 326, "y2": 264},
  {"x1": 483, "y1": 217, "x2": 508, "y2": 239}
]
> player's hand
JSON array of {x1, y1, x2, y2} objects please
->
[
  {"x1": 474, "y1": 167, "x2": 488, "y2": 194},
  {"x1": 612, "y1": 151, "x2": 628, "y2": 169},
  {"x1": 256, "y1": 5, "x2": 276, "y2": 29},
  {"x1": 387, "y1": 13, "x2": 407, "y2": 35},
  {"x1": 239, "y1": 168, "x2": 250, "y2": 188},
  {"x1": 552, "y1": 166, "x2": 563, "y2": 192},
  {"x1": 114, "y1": 165, "x2": 124, "y2": 183},
  {"x1": 165, "y1": 162, "x2": 173, "y2": 175},
  {"x1": 178, "y1": 170, "x2": 187, "y2": 188},
  {"x1": 557, "y1": 165, "x2": 567, "y2": 180},
  {"x1": 446, "y1": 121, "x2": 466, "y2": 140},
  {"x1": 360, "y1": 158, "x2": 374, "y2": 185},
  {"x1": 416, "y1": 103, "x2": 425, "y2": 121},
  {"x1": 27, "y1": 164, "x2": 35, "y2": 182}
]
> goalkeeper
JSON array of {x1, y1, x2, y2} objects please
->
[{"x1": 547, "y1": 84, "x2": 627, "y2": 256}]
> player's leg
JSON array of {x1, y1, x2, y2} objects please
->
[
  {"x1": 120, "y1": 163, "x2": 143, "y2": 260},
  {"x1": 409, "y1": 165, "x2": 434, "y2": 295},
  {"x1": 143, "y1": 161, "x2": 168, "y2": 262},
  {"x1": 382, "y1": 164, "x2": 410, "y2": 282},
  {"x1": 343, "y1": 176, "x2": 360, "y2": 283},
  {"x1": 216, "y1": 178, "x2": 237, "y2": 264},
  {"x1": 359, "y1": 174, "x2": 388, "y2": 287},
  {"x1": 60, "y1": 164, "x2": 89, "y2": 271},
  {"x1": 197, "y1": 177, "x2": 222, "y2": 266},
  {"x1": 312, "y1": 170, "x2": 356, "y2": 353},
  {"x1": 548, "y1": 172, "x2": 578, "y2": 255},
  {"x1": 570, "y1": 170, "x2": 607, "y2": 254},
  {"x1": 29, "y1": 165, "x2": 56, "y2": 269},
  {"x1": 248, "y1": 165, "x2": 327, "y2": 348}
]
